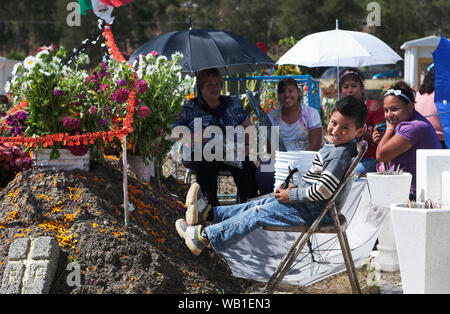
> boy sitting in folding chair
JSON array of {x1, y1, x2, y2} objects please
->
[{"x1": 175, "y1": 96, "x2": 367, "y2": 256}]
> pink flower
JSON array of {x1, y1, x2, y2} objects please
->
[
  {"x1": 150, "y1": 51, "x2": 158, "y2": 57},
  {"x1": 89, "y1": 106, "x2": 97, "y2": 114},
  {"x1": 137, "y1": 80, "x2": 148, "y2": 94},
  {"x1": 111, "y1": 88, "x2": 130, "y2": 103},
  {"x1": 137, "y1": 106, "x2": 150, "y2": 118},
  {"x1": 53, "y1": 89, "x2": 64, "y2": 96},
  {"x1": 62, "y1": 117, "x2": 80, "y2": 131},
  {"x1": 36, "y1": 44, "x2": 56, "y2": 53}
]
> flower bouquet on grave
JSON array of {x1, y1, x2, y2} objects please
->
[
  {"x1": 4, "y1": 45, "x2": 128, "y2": 161},
  {"x1": 120, "y1": 51, "x2": 196, "y2": 181}
]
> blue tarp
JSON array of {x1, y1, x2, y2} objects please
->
[{"x1": 433, "y1": 35, "x2": 450, "y2": 148}]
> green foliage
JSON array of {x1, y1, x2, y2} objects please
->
[
  {"x1": 278, "y1": 36, "x2": 298, "y2": 49},
  {"x1": 124, "y1": 52, "x2": 196, "y2": 165},
  {"x1": 1, "y1": 0, "x2": 448, "y2": 63}
]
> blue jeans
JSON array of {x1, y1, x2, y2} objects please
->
[{"x1": 203, "y1": 196, "x2": 330, "y2": 251}]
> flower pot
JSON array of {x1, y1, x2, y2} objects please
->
[
  {"x1": 127, "y1": 155, "x2": 155, "y2": 182},
  {"x1": 366, "y1": 172, "x2": 412, "y2": 272},
  {"x1": 33, "y1": 149, "x2": 90, "y2": 171},
  {"x1": 391, "y1": 203, "x2": 450, "y2": 293}
]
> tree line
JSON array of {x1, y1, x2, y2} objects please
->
[{"x1": 0, "y1": 0, "x2": 448, "y2": 62}]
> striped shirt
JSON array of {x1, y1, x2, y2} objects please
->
[{"x1": 289, "y1": 139, "x2": 358, "y2": 203}]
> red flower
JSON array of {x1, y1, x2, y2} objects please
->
[
  {"x1": 137, "y1": 106, "x2": 150, "y2": 118},
  {"x1": 100, "y1": 0, "x2": 131, "y2": 7}
]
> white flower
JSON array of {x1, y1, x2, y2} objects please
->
[
  {"x1": 156, "y1": 55, "x2": 168, "y2": 65},
  {"x1": 36, "y1": 49, "x2": 50, "y2": 60},
  {"x1": 11, "y1": 62, "x2": 21, "y2": 75},
  {"x1": 78, "y1": 54, "x2": 90, "y2": 65},
  {"x1": 23, "y1": 56, "x2": 37, "y2": 70},
  {"x1": 49, "y1": 62, "x2": 59, "y2": 71},
  {"x1": 171, "y1": 51, "x2": 183, "y2": 62},
  {"x1": 52, "y1": 56, "x2": 62, "y2": 64},
  {"x1": 60, "y1": 66, "x2": 68, "y2": 76},
  {"x1": 4, "y1": 81, "x2": 11, "y2": 93},
  {"x1": 39, "y1": 69, "x2": 51, "y2": 76}
]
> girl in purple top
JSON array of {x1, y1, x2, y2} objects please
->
[{"x1": 373, "y1": 81, "x2": 441, "y2": 199}]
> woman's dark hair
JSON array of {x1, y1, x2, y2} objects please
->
[
  {"x1": 338, "y1": 67, "x2": 365, "y2": 91},
  {"x1": 332, "y1": 96, "x2": 368, "y2": 129},
  {"x1": 277, "y1": 77, "x2": 299, "y2": 94},
  {"x1": 386, "y1": 81, "x2": 416, "y2": 104},
  {"x1": 419, "y1": 67, "x2": 435, "y2": 95}
]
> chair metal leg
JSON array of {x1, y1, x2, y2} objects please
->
[
  {"x1": 265, "y1": 205, "x2": 361, "y2": 294},
  {"x1": 264, "y1": 231, "x2": 306, "y2": 292},
  {"x1": 330, "y1": 206, "x2": 361, "y2": 294},
  {"x1": 265, "y1": 206, "x2": 330, "y2": 293}
]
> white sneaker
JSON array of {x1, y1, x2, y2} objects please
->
[
  {"x1": 185, "y1": 182, "x2": 211, "y2": 226},
  {"x1": 175, "y1": 219, "x2": 209, "y2": 256}
]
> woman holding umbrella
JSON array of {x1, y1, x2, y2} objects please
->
[{"x1": 173, "y1": 68, "x2": 259, "y2": 206}]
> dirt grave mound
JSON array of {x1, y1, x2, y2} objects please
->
[{"x1": 0, "y1": 157, "x2": 248, "y2": 294}]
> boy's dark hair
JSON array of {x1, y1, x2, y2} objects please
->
[{"x1": 332, "y1": 96, "x2": 368, "y2": 129}]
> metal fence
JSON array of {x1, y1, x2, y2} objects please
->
[{"x1": 223, "y1": 74, "x2": 322, "y2": 113}]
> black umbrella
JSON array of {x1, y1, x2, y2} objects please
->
[{"x1": 129, "y1": 28, "x2": 275, "y2": 75}]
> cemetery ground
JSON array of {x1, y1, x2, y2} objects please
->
[{"x1": 0, "y1": 153, "x2": 391, "y2": 294}]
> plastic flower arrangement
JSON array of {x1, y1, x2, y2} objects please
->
[
  {"x1": 125, "y1": 51, "x2": 196, "y2": 168},
  {"x1": 5, "y1": 46, "x2": 129, "y2": 160}
]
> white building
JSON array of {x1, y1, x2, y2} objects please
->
[{"x1": 400, "y1": 35, "x2": 441, "y2": 90}]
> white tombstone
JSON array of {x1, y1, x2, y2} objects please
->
[
  {"x1": 416, "y1": 149, "x2": 450, "y2": 202},
  {"x1": 392, "y1": 203, "x2": 450, "y2": 294},
  {"x1": 442, "y1": 172, "x2": 450, "y2": 205},
  {"x1": 390, "y1": 149, "x2": 450, "y2": 293},
  {"x1": 367, "y1": 173, "x2": 411, "y2": 272}
]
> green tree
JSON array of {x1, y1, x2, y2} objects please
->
[{"x1": 276, "y1": 0, "x2": 365, "y2": 40}]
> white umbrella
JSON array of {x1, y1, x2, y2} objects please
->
[{"x1": 277, "y1": 21, "x2": 402, "y2": 97}]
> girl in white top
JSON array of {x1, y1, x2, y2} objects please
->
[
  {"x1": 268, "y1": 78, "x2": 322, "y2": 151},
  {"x1": 256, "y1": 78, "x2": 323, "y2": 194}
]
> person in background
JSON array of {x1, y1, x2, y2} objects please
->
[
  {"x1": 339, "y1": 68, "x2": 385, "y2": 175},
  {"x1": 255, "y1": 78, "x2": 322, "y2": 195},
  {"x1": 374, "y1": 81, "x2": 442, "y2": 200},
  {"x1": 415, "y1": 66, "x2": 446, "y2": 148},
  {"x1": 172, "y1": 68, "x2": 259, "y2": 206}
]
